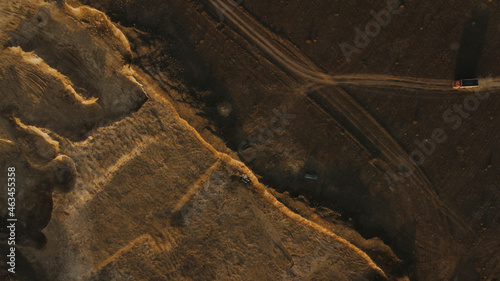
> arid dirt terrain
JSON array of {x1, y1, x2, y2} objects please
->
[{"x1": 1, "y1": 0, "x2": 499, "y2": 280}]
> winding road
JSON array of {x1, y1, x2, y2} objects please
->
[
  {"x1": 209, "y1": 0, "x2": 500, "y2": 93},
  {"x1": 206, "y1": 0, "x2": 477, "y2": 235}
]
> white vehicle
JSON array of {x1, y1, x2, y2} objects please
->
[{"x1": 239, "y1": 174, "x2": 250, "y2": 184}]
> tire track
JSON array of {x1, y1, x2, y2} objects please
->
[
  {"x1": 135, "y1": 66, "x2": 388, "y2": 278},
  {"x1": 310, "y1": 88, "x2": 471, "y2": 235},
  {"x1": 206, "y1": 0, "x2": 472, "y2": 234},
  {"x1": 208, "y1": 0, "x2": 500, "y2": 93}
]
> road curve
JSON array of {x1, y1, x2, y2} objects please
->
[
  {"x1": 210, "y1": 0, "x2": 500, "y2": 93},
  {"x1": 207, "y1": 0, "x2": 472, "y2": 234}
]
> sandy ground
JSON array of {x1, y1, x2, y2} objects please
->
[
  {"x1": 74, "y1": 0, "x2": 500, "y2": 280},
  {"x1": 0, "y1": 1, "x2": 411, "y2": 280}
]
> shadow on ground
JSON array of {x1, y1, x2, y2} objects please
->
[{"x1": 454, "y1": 14, "x2": 488, "y2": 80}]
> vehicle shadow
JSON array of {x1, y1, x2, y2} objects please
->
[{"x1": 454, "y1": 13, "x2": 489, "y2": 80}]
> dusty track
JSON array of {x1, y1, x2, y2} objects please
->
[
  {"x1": 205, "y1": 0, "x2": 472, "y2": 235},
  {"x1": 209, "y1": 0, "x2": 500, "y2": 93},
  {"x1": 134, "y1": 67, "x2": 388, "y2": 278}
]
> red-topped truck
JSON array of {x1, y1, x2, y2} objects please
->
[{"x1": 453, "y1": 79, "x2": 479, "y2": 89}]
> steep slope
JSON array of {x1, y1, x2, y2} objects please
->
[{"x1": 0, "y1": 1, "x2": 405, "y2": 280}]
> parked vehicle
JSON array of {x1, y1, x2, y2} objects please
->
[
  {"x1": 239, "y1": 174, "x2": 251, "y2": 184},
  {"x1": 453, "y1": 79, "x2": 479, "y2": 89},
  {"x1": 304, "y1": 173, "x2": 318, "y2": 180}
]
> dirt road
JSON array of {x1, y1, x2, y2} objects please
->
[{"x1": 207, "y1": 0, "x2": 472, "y2": 235}]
